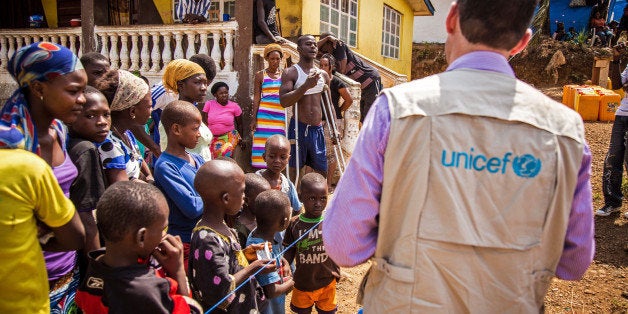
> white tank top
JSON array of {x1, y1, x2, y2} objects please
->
[{"x1": 294, "y1": 64, "x2": 325, "y2": 95}]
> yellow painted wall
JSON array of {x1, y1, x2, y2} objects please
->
[
  {"x1": 41, "y1": 0, "x2": 58, "y2": 28},
  {"x1": 276, "y1": 1, "x2": 304, "y2": 39},
  {"x1": 153, "y1": 0, "x2": 174, "y2": 24},
  {"x1": 278, "y1": 0, "x2": 414, "y2": 77}
]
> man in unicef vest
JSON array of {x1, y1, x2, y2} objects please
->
[{"x1": 323, "y1": 0, "x2": 595, "y2": 312}]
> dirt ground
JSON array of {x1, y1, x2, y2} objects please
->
[{"x1": 304, "y1": 38, "x2": 628, "y2": 313}]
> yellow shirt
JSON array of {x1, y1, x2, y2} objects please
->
[{"x1": 0, "y1": 149, "x2": 76, "y2": 314}]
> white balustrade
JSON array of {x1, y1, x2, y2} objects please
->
[
  {"x1": 129, "y1": 33, "x2": 140, "y2": 71},
  {"x1": 0, "y1": 22, "x2": 238, "y2": 88}
]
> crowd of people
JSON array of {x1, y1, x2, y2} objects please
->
[
  {"x1": 0, "y1": 27, "x2": 359, "y2": 313},
  {"x1": 0, "y1": 0, "x2": 603, "y2": 313}
]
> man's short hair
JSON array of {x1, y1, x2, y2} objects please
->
[
  {"x1": 96, "y1": 181, "x2": 166, "y2": 242},
  {"x1": 160, "y1": 100, "x2": 199, "y2": 132},
  {"x1": 189, "y1": 54, "x2": 217, "y2": 82},
  {"x1": 80, "y1": 52, "x2": 109, "y2": 67},
  {"x1": 457, "y1": 0, "x2": 539, "y2": 50},
  {"x1": 297, "y1": 34, "x2": 315, "y2": 46}
]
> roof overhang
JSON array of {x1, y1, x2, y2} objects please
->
[{"x1": 406, "y1": 0, "x2": 435, "y2": 16}]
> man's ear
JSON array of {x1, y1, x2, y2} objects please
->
[
  {"x1": 136, "y1": 227, "x2": 147, "y2": 248},
  {"x1": 509, "y1": 29, "x2": 532, "y2": 57},
  {"x1": 445, "y1": 2, "x2": 459, "y2": 35}
]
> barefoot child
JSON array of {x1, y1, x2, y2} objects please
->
[
  {"x1": 234, "y1": 173, "x2": 272, "y2": 247},
  {"x1": 284, "y1": 173, "x2": 340, "y2": 314},
  {"x1": 189, "y1": 160, "x2": 273, "y2": 312},
  {"x1": 256, "y1": 134, "x2": 302, "y2": 215},
  {"x1": 68, "y1": 86, "x2": 110, "y2": 255},
  {"x1": 154, "y1": 100, "x2": 206, "y2": 271},
  {"x1": 75, "y1": 181, "x2": 197, "y2": 313},
  {"x1": 246, "y1": 190, "x2": 295, "y2": 314}
]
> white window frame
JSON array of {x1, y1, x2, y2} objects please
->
[
  {"x1": 381, "y1": 5, "x2": 401, "y2": 59},
  {"x1": 320, "y1": 0, "x2": 359, "y2": 47}
]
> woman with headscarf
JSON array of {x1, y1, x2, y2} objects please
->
[
  {"x1": 250, "y1": 43, "x2": 285, "y2": 169},
  {"x1": 0, "y1": 42, "x2": 86, "y2": 313},
  {"x1": 159, "y1": 59, "x2": 212, "y2": 161},
  {"x1": 95, "y1": 69, "x2": 152, "y2": 184}
]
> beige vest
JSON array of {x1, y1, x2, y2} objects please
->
[{"x1": 360, "y1": 69, "x2": 585, "y2": 313}]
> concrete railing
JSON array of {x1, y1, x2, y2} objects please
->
[
  {"x1": 0, "y1": 27, "x2": 83, "y2": 71},
  {"x1": 0, "y1": 22, "x2": 240, "y2": 96}
]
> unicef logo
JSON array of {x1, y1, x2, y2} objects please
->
[
  {"x1": 441, "y1": 148, "x2": 542, "y2": 178},
  {"x1": 512, "y1": 154, "x2": 542, "y2": 178}
]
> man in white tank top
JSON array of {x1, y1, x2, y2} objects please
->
[{"x1": 280, "y1": 35, "x2": 330, "y2": 184}]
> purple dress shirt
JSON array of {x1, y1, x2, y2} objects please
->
[{"x1": 323, "y1": 51, "x2": 595, "y2": 280}]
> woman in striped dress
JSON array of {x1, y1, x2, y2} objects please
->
[{"x1": 250, "y1": 44, "x2": 285, "y2": 169}]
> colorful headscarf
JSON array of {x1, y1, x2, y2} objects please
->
[
  {"x1": 0, "y1": 42, "x2": 83, "y2": 154},
  {"x1": 110, "y1": 70, "x2": 149, "y2": 111},
  {"x1": 162, "y1": 59, "x2": 205, "y2": 93}
]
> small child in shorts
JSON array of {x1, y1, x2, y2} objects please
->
[
  {"x1": 256, "y1": 134, "x2": 302, "y2": 215},
  {"x1": 189, "y1": 160, "x2": 274, "y2": 312},
  {"x1": 75, "y1": 181, "x2": 198, "y2": 313},
  {"x1": 246, "y1": 190, "x2": 295, "y2": 314},
  {"x1": 68, "y1": 86, "x2": 110, "y2": 255},
  {"x1": 233, "y1": 173, "x2": 272, "y2": 247},
  {"x1": 283, "y1": 173, "x2": 340, "y2": 314},
  {"x1": 154, "y1": 100, "x2": 206, "y2": 272}
]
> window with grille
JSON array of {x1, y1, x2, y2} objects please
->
[
  {"x1": 381, "y1": 5, "x2": 401, "y2": 59},
  {"x1": 320, "y1": 0, "x2": 358, "y2": 47}
]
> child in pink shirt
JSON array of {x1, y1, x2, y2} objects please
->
[{"x1": 203, "y1": 82, "x2": 243, "y2": 158}]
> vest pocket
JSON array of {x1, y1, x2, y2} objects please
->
[{"x1": 362, "y1": 258, "x2": 414, "y2": 312}]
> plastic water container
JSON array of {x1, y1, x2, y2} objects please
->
[
  {"x1": 574, "y1": 87, "x2": 600, "y2": 121},
  {"x1": 598, "y1": 90, "x2": 621, "y2": 121},
  {"x1": 562, "y1": 85, "x2": 580, "y2": 109}
]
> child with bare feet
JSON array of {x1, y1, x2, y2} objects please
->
[
  {"x1": 189, "y1": 160, "x2": 274, "y2": 312},
  {"x1": 256, "y1": 134, "x2": 302, "y2": 215},
  {"x1": 75, "y1": 181, "x2": 198, "y2": 313},
  {"x1": 246, "y1": 190, "x2": 295, "y2": 314}
]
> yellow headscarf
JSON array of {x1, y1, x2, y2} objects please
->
[{"x1": 162, "y1": 59, "x2": 205, "y2": 93}]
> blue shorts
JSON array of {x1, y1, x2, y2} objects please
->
[{"x1": 288, "y1": 118, "x2": 327, "y2": 172}]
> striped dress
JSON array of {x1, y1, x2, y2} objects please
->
[{"x1": 251, "y1": 70, "x2": 285, "y2": 168}]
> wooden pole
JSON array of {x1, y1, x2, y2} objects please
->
[
  {"x1": 233, "y1": 0, "x2": 254, "y2": 171},
  {"x1": 81, "y1": 0, "x2": 96, "y2": 54}
]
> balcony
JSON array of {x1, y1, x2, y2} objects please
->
[{"x1": 0, "y1": 21, "x2": 239, "y2": 100}]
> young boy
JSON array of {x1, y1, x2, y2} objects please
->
[
  {"x1": 153, "y1": 100, "x2": 206, "y2": 272},
  {"x1": 80, "y1": 52, "x2": 110, "y2": 87},
  {"x1": 246, "y1": 190, "x2": 295, "y2": 314},
  {"x1": 75, "y1": 181, "x2": 197, "y2": 313},
  {"x1": 283, "y1": 173, "x2": 340, "y2": 314},
  {"x1": 234, "y1": 173, "x2": 272, "y2": 247},
  {"x1": 189, "y1": 160, "x2": 272, "y2": 312},
  {"x1": 257, "y1": 134, "x2": 302, "y2": 215},
  {"x1": 68, "y1": 86, "x2": 110, "y2": 255}
]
